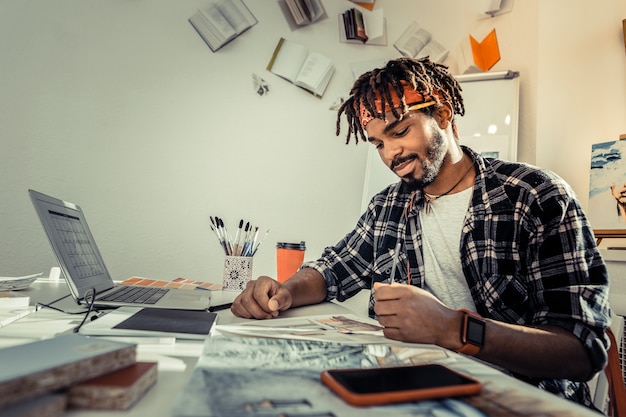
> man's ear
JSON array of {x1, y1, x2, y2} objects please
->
[
  {"x1": 434, "y1": 103, "x2": 453, "y2": 129},
  {"x1": 452, "y1": 122, "x2": 460, "y2": 140}
]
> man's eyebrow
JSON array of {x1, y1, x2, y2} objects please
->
[
  {"x1": 367, "y1": 118, "x2": 405, "y2": 143},
  {"x1": 383, "y1": 119, "x2": 403, "y2": 133}
]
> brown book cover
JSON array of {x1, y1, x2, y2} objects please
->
[
  {"x1": 0, "y1": 394, "x2": 67, "y2": 417},
  {"x1": 0, "y1": 334, "x2": 136, "y2": 409},
  {"x1": 68, "y1": 361, "x2": 158, "y2": 410},
  {"x1": 352, "y1": 9, "x2": 368, "y2": 42}
]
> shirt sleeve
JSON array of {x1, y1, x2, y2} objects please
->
[
  {"x1": 301, "y1": 184, "x2": 406, "y2": 303},
  {"x1": 302, "y1": 211, "x2": 377, "y2": 303},
  {"x1": 523, "y1": 172, "x2": 611, "y2": 374}
]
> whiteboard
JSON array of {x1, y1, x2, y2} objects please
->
[{"x1": 360, "y1": 71, "x2": 520, "y2": 212}]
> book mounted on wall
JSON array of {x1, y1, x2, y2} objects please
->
[
  {"x1": 278, "y1": 0, "x2": 327, "y2": 30},
  {"x1": 266, "y1": 38, "x2": 335, "y2": 98},
  {"x1": 188, "y1": 0, "x2": 257, "y2": 52},
  {"x1": 338, "y1": 8, "x2": 386, "y2": 46},
  {"x1": 456, "y1": 28, "x2": 501, "y2": 74},
  {"x1": 393, "y1": 21, "x2": 448, "y2": 63}
]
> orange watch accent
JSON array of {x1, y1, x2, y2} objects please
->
[{"x1": 456, "y1": 308, "x2": 485, "y2": 356}]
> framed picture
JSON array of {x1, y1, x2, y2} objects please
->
[{"x1": 589, "y1": 138, "x2": 626, "y2": 239}]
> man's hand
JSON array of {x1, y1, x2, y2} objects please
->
[
  {"x1": 231, "y1": 276, "x2": 293, "y2": 319},
  {"x1": 373, "y1": 282, "x2": 460, "y2": 349}
]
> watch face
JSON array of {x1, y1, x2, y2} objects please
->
[{"x1": 465, "y1": 315, "x2": 485, "y2": 346}]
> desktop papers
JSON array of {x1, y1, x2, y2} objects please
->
[
  {"x1": 171, "y1": 334, "x2": 596, "y2": 417},
  {"x1": 214, "y1": 314, "x2": 388, "y2": 344},
  {"x1": 0, "y1": 273, "x2": 41, "y2": 291},
  {"x1": 170, "y1": 336, "x2": 461, "y2": 417},
  {"x1": 0, "y1": 306, "x2": 35, "y2": 328}
]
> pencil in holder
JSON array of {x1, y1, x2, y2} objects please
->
[{"x1": 222, "y1": 256, "x2": 253, "y2": 291}]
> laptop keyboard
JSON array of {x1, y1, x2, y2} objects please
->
[{"x1": 98, "y1": 286, "x2": 169, "y2": 304}]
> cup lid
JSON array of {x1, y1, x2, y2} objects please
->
[{"x1": 276, "y1": 241, "x2": 306, "y2": 250}]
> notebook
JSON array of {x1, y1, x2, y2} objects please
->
[
  {"x1": 28, "y1": 189, "x2": 211, "y2": 310},
  {"x1": 79, "y1": 306, "x2": 218, "y2": 340}
]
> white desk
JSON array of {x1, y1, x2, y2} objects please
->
[
  {"x1": 0, "y1": 279, "x2": 604, "y2": 417},
  {"x1": 0, "y1": 279, "x2": 372, "y2": 417}
]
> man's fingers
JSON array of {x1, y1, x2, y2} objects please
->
[{"x1": 373, "y1": 282, "x2": 405, "y2": 301}]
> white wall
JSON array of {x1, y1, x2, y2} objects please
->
[
  {"x1": 536, "y1": 1, "x2": 626, "y2": 210},
  {"x1": 1, "y1": 0, "x2": 624, "y2": 283}
]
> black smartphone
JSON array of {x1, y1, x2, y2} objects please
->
[{"x1": 321, "y1": 364, "x2": 482, "y2": 406}]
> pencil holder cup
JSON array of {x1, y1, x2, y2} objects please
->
[
  {"x1": 222, "y1": 256, "x2": 253, "y2": 291},
  {"x1": 276, "y1": 241, "x2": 306, "y2": 283}
]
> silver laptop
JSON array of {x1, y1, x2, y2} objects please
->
[{"x1": 29, "y1": 189, "x2": 211, "y2": 310}]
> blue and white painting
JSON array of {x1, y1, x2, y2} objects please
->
[{"x1": 589, "y1": 139, "x2": 626, "y2": 229}]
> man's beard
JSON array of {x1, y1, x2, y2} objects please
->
[{"x1": 393, "y1": 125, "x2": 447, "y2": 191}]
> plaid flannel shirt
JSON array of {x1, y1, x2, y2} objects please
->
[{"x1": 303, "y1": 146, "x2": 611, "y2": 407}]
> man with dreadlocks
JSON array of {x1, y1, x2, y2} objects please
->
[{"x1": 231, "y1": 57, "x2": 611, "y2": 409}]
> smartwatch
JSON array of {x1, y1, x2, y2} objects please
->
[{"x1": 456, "y1": 308, "x2": 485, "y2": 356}]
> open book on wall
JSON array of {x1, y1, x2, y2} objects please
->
[
  {"x1": 456, "y1": 28, "x2": 501, "y2": 74},
  {"x1": 267, "y1": 38, "x2": 335, "y2": 98},
  {"x1": 188, "y1": 0, "x2": 257, "y2": 52},
  {"x1": 393, "y1": 21, "x2": 448, "y2": 63},
  {"x1": 338, "y1": 8, "x2": 386, "y2": 46},
  {"x1": 278, "y1": 0, "x2": 327, "y2": 30}
]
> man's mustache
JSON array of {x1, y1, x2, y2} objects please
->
[{"x1": 390, "y1": 154, "x2": 419, "y2": 172}]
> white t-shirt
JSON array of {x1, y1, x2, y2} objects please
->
[{"x1": 419, "y1": 187, "x2": 477, "y2": 311}]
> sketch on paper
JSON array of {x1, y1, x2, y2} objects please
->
[
  {"x1": 170, "y1": 336, "x2": 454, "y2": 417},
  {"x1": 170, "y1": 335, "x2": 582, "y2": 417},
  {"x1": 214, "y1": 314, "x2": 385, "y2": 344},
  {"x1": 589, "y1": 139, "x2": 626, "y2": 230}
]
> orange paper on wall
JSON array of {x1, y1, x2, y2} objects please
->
[{"x1": 469, "y1": 28, "x2": 501, "y2": 72}]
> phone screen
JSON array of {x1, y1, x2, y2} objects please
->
[
  {"x1": 327, "y1": 364, "x2": 475, "y2": 394},
  {"x1": 321, "y1": 364, "x2": 482, "y2": 406}
]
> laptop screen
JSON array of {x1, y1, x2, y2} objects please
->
[{"x1": 29, "y1": 189, "x2": 115, "y2": 300}]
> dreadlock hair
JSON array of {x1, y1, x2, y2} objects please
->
[{"x1": 336, "y1": 57, "x2": 465, "y2": 145}]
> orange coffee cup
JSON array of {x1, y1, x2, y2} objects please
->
[{"x1": 276, "y1": 241, "x2": 306, "y2": 283}]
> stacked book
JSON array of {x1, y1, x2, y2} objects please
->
[
  {"x1": 341, "y1": 8, "x2": 368, "y2": 43},
  {"x1": 338, "y1": 8, "x2": 386, "y2": 46},
  {"x1": 0, "y1": 334, "x2": 157, "y2": 415},
  {"x1": 280, "y1": 0, "x2": 326, "y2": 27}
]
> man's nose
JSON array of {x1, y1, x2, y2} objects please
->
[{"x1": 383, "y1": 141, "x2": 402, "y2": 166}]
